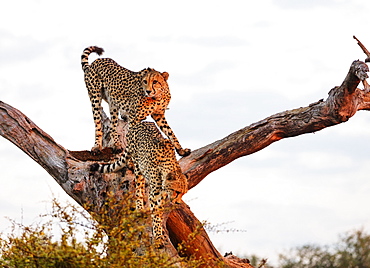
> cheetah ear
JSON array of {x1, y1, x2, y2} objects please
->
[{"x1": 161, "y1": 72, "x2": 169, "y2": 81}]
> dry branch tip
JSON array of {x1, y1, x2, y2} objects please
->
[{"x1": 354, "y1": 35, "x2": 370, "y2": 62}]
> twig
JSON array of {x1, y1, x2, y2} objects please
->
[
  {"x1": 363, "y1": 79, "x2": 370, "y2": 92},
  {"x1": 353, "y1": 35, "x2": 370, "y2": 62},
  {"x1": 353, "y1": 36, "x2": 370, "y2": 91},
  {"x1": 258, "y1": 258, "x2": 268, "y2": 268}
]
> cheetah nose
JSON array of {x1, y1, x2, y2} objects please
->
[{"x1": 145, "y1": 90, "x2": 152, "y2": 96}]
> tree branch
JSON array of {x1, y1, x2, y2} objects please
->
[
  {"x1": 179, "y1": 60, "x2": 369, "y2": 189},
  {"x1": 0, "y1": 101, "x2": 69, "y2": 184}
]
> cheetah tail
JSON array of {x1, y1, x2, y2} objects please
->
[
  {"x1": 81, "y1": 46, "x2": 104, "y2": 72},
  {"x1": 90, "y1": 154, "x2": 127, "y2": 174}
]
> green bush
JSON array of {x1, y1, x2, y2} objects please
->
[{"x1": 0, "y1": 193, "x2": 203, "y2": 268}]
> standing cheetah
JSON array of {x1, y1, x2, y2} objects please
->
[{"x1": 81, "y1": 46, "x2": 190, "y2": 156}]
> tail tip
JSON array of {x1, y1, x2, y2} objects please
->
[{"x1": 95, "y1": 46, "x2": 104, "y2": 56}]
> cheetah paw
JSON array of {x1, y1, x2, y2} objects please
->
[
  {"x1": 91, "y1": 146, "x2": 102, "y2": 155},
  {"x1": 177, "y1": 148, "x2": 191, "y2": 157},
  {"x1": 112, "y1": 145, "x2": 123, "y2": 154}
]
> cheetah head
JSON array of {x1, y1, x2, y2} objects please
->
[
  {"x1": 142, "y1": 70, "x2": 170, "y2": 100},
  {"x1": 164, "y1": 169, "x2": 188, "y2": 204}
]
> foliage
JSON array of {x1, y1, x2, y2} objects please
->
[
  {"x1": 278, "y1": 228, "x2": 370, "y2": 268},
  {"x1": 0, "y1": 193, "x2": 203, "y2": 268}
]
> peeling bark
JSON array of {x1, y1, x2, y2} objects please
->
[{"x1": 0, "y1": 59, "x2": 369, "y2": 268}]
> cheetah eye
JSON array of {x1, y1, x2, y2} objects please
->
[
  {"x1": 143, "y1": 80, "x2": 147, "y2": 85},
  {"x1": 153, "y1": 80, "x2": 158, "y2": 84}
]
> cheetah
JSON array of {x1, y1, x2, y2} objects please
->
[
  {"x1": 91, "y1": 121, "x2": 188, "y2": 247},
  {"x1": 81, "y1": 46, "x2": 190, "y2": 156}
]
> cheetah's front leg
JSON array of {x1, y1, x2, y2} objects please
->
[
  {"x1": 134, "y1": 170, "x2": 145, "y2": 211},
  {"x1": 151, "y1": 113, "x2": 191, "y2": 157},
  {"x1": 149, "y1": 185, "x2": 169, "y2": 249},
  {"x1": 151, "y1": 212, "x2": 166, "y2": 249}
]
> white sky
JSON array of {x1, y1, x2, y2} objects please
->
[{"x1": 1, "y1": 0, "x2": 370, "y2": 265}]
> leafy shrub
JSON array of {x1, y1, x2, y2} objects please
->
[{"x1": 0, "y1": 193, "x2": 203, "y2": 268}]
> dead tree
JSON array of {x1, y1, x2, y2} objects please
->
[{"x1": 1, "y1": 38, "x2": 370, "y2": 267}]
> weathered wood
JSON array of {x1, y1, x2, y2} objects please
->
[{"x1": 0, "y1": 59, "x2": 369, "y2": 268}]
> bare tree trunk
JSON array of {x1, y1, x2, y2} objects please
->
[{"x1": 1, "y1": 58, "x2": 369, "y2": 267}]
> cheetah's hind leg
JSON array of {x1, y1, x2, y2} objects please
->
[{"x1": 108, "y1": 103, "x2": 123, "y2": 153}]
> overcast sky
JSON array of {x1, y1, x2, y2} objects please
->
[{"x1": 1, "y1": 0, "x2": 370, "y2": 265}]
